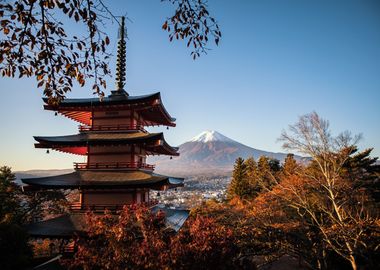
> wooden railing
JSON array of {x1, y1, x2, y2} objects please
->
[
  {"x1": 74, "y1": 162, "x2": 155, "y2": 170},
  {"x1": 79, "y1": 124, "x2": 146, "y2": 132},
  {"x1": 63, "y1": 244, "x2": 75, "y2": 254},
  {"x1": 69, "y1": 203, "x2": 125, "y2": 212},
  {"x1": 69, "y1": 200, "x2": 159, "y2": 213}
]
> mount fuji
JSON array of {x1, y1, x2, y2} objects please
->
[
  {"x1": 189, "y1": 130, "x2": 236, "y2": 143},
  {"x1": 150, "y1": 130, "x2": 302, "y2": 176}
]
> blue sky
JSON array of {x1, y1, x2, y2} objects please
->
[{"x1": 1, "y1": 0, "x2": 379, "y2": 170}]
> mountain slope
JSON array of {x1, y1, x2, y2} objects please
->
[{"x1": 150, "y1": 130, "x2": 302, "y2": 176}]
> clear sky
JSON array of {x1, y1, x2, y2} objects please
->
[{"x1": 1, "y1": 0, "x2": 379, "y2": 171}]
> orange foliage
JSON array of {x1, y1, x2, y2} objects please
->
[{"x1": 67, "y1": 204, "x2": 240, "y2": 270}]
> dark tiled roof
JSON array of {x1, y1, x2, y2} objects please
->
[
  {"x1": 26, "y1": 214, "x2": 86, "y2": 238},
  {"x1": 34, "y1": 132, "x2": 179, "y2": 156},
  {"x1": 44, "y1": 92, "x2": 176, "y2": 126},
  {"x1": 26, "y1": 206, "x2": 189, "y2": 237},
  {"x1": 35, "y1": 132, "x2": 161, "y2": 144},
  {"x1": 22, "y1": 170, "x2": 184, "y2": 190},
  {"x1": 44, "y1": 92, "x2": 160, "y2": 107},
  {"x1": 152, "y1": 206, "x2": 190, "y2": 232}
]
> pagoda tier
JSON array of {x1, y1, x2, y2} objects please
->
[
  {"x1": 22, "y1": 170, "x2": 184, "y2": 214},
  {"x1": 43, "y1": 92, "x2": 176, "y2": 127},
  {"x1": 34, "y1": 132, "x2": 179, "y2": 157},
  {"x1": 22, "y1": 170, "x2": 183, "y2": 190}
]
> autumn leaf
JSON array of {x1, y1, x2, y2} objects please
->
[{"x1": 162, "y1": 21, "x2": 168, "y2": 30}]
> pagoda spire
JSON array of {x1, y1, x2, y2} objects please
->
[{"x1": 114, "y1": 16, "x2": 128, "y2": 96}]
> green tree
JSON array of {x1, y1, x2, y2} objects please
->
[
  {"x1": 341, "y1": 147, "x2": 380, "y2": 203},
  {"x1": 281, "y1": 153, "x2": 298, "y2": 178},
  {"x1": 227, "y1": 157, "x2": 249, "y2": 200},
  {"x1": 0, "y1": 166, "x2": 32, "y2": 270},
  {"x1": 0, "y1": 166, "x2": 23, "y2": 223},
  {"x1": 257, "y1": 156, "x2": 277, "y2": 191},
  {"x1": 245, "y1": 157, "x2": 261, "y2": 198},
  {"x1": 268, "y1": 158, "x2": 281, "y2": 173}
]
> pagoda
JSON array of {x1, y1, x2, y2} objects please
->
[{"x1": 22, "y1": 17, "x2": 188, "y2": 242}]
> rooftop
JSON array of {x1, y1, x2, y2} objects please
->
[{"x1": 22, "y1": 170, "x2": 184, "y2": 190}]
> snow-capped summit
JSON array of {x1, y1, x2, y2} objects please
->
[{"x1": 190, "y1": 130, "x2": 236, "y2": 143}]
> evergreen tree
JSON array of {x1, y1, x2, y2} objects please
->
[
  {"x1": 342, "y1": 147, "x2": 380, "y2": 203},
  {"x1": 0, "y1": 166, "x2": 22, "y2": 224},
  {"x1": 245, "y1": 157, "x2": 259, "y2": 180},
  {"x1": 227, "y1": 158, "x2": 249, "y2": 199},
  {"x1": 281, "y1": 153, "x2": 298, "y2": 178},
  {"x1": 244, "y1": 157, "x2": 261, "y2": 198},
  {"x1": 268, "y1": 158, "x2": 281, "y2": 173},
  {"x1": 0, "y1": 166, "x2": 32, "y2": 269},
  {"x1": 257, "y1": 156, "x2": 277, "y2": 191}
]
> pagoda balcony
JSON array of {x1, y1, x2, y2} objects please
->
[
  {"x1": 73, "y1": 161, "x2": 155, "y2": 171},
  {"x1": 78, "y1": 124, "x2": 146, "y2": 132},
  {"x1": 69, "y1": 200, "x2": 159, "y2": 213}
]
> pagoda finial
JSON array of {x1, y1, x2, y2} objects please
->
[{"x1": 114, "y1": 16, "x2": 128, "y2": 96}]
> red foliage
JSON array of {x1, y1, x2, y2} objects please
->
[
  {"x1": 171, "y1": 215, "x2": 238, "y2": 269},
  {"x1": 69, "y1": 205, "x2": 170, "y2": 269},
  {"x1": 68, "y1": 204, "x2": 239, "y2": 270}
]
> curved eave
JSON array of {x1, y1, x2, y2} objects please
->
[
  {"x1": 34, "y1": 132, "x2": 179, "y2": 156},
  {"x1": 43, "y1": 92, "x2": 161, "y2": 109},
  {"x1": 43, "y1": 92, "x2": 176, "y2": 127},
  {"x1": 22, "y1": 172, "x2": 81, "y2": 189},
  {"x1": 21, "y1": 171, "x2": 184, "y2": 190},
  {"x1": 58, "y1": 111, "x2": 91, "y2": 125},
  {"x1": 151, "y1": 206, "x2": 189, "y2": 232},
  {"x1": 138, "y1": 93, "x2": 176, "y2": 127},
  {"x1": 25, "y1": 214, "x2": 86, "y2": 238},
  {"x1": 146, "y1": 143, "x2": 179, "y2": 156},
  {"x1": 150, "y1": 176, "x2": 184, "y2": 191},
  {"x1": 34, "y1": 132, "x2": 161, "y2": 145}
]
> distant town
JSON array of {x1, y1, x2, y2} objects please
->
[{"x1": 152, "y1": 176, "x2": 231, "y2": 208}]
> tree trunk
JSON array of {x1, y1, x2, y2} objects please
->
[{"x1": 349, "y1": 255, "x2": 357, "y2": 270}]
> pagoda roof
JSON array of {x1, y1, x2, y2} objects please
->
[
  {"x1": 21, "y1": 170, "x2": 184, "y2": 190},
  {"x1": 34, "y1": 132, "x2": 179, "y2": 156},
  {"x1": 25, "y1": 214, "x2": 86, "y2": 238},
  {"x1": 152, "y1": 206, "x2": 189, "y2": 232},
  {"x1": 26, "y1": 206, "x2": 189, "y2": 238},
  {"x1": 44, "y1": 92, "x2": 176, "y2": 127}
]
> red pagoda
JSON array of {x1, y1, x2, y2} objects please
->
[{"x1": 22, "y1": 17, "x2": 187, "y2": 241}]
